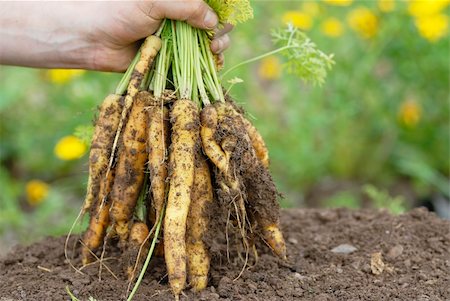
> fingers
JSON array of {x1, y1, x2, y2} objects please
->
[
  {"x1": 211, "y1": 23, "x2": 233, "y2": 54},
  {"x1": 214, "y1": 23, "x2": 234, "y2": 38},
  {"x1": 137, "y1": 1, "x2": 232, "y2": 55},
  {"x1": 211, "y1": 34, "x2": 230, "y2": 54},
  {"x1": 148, "y1": 0, "x2": 218, "y2": 30}
]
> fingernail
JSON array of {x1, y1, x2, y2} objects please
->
[{"x1": 204, "y1": 10, "x2": 218, "y2": 29}]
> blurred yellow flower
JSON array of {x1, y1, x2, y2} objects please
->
[
  {"x1": 26, "y1": 180, "x2": 49, "y2": 206},
  {"x1": 302, "y1": 2, "x2": 320, "y2": 17},
  {"x1": 378, "y1": 0, "x2": 395, "y2": 12},
  {"x1": 322, "y1": 0, "x2": 353, "y2": 6},
  {"x1": 347, "y1": 7, "x2": 379, "y2": 39},
  {"x1": 398, "y1": 99, "x2": 421, "y2": 127},
  {"x1": 54, "y1": 135, "x2": 87, "y2": 160},
  {"x1": 414, "y1": 14, "x2": 448, "y2": 42},
  {"x1": 47, "y1": 69, "x2": 85, "y2": 84},
  {"x1": 321, "y1": 17, "x2": 344, "y2": 37},
  {"x1": 282, "y1": 11, "x2": 313, "y2": 30},
  {"x1": 258, "y1": 56, "x2": 282, "y2": 80},
  {"x1": 408, "y1": 0, "x2": 449, "y2": 18}
]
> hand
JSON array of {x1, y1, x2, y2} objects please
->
[
  {"x1": 87, "y1": 1, "x2": 233, "y2": 71},
  {"x1": 0, "y1": 1, "x2": 233, "y2": 71}
]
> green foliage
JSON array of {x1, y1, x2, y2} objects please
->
[
  {"x1": 74, "y1": 124, "x2": 94, "y2": 147},
  {"x1": 364, "y1": 184, "x2": 406, "y2": 215},
  {"x1": 207, "y1": 0, "x2": 253, "y2": 25},
  {"x1": 393, "y1": 145, "x2": 450, "y2": 198},
  {"x1": 324, "y1": 191, "x2": 360, "y2": 209},
  {"x1": 272, "y1": 24, "x2": 335, "y2": 85}
]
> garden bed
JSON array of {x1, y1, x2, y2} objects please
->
[{"x1": 1, "y1": 207, "x2": 449, "y2": 300}]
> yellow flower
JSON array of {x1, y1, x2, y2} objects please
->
[
  {"x1": 26, "y1": 180, "x2": 49, "y2": 206},
  {"x1": 347, "y1": 7, "x2": 379, "y2": 39},
  {"x1": 47, "y1": 69, "x2": 85, "y2": 84},
  {"x1": 322, "y1": 0, "x2": 353, "y2": 6},
  {"x1": 414, "y1": 13, "x2": 448, "y2": 42},
  {"x1": 321, "y1": 17, "x2": 344, "y2": 37},
  {"x1": 54, "y1": 135, "x2": 87, "y2": 160},
  {"x1": 302, "y1": 2, "x2": 320, "y2": 17},
  {"x1": 398, "y1": 99, "x2": 421, "y2": 127},
  {"x1": 258, "y1": 56, "x2": 282, "y2": 80},
  {"x1": 408, "y1": 0, "x2": 449, "y2": 18},
  {"x1": 378, "y1": 0, "x2": 395, "y2": 12},
  {"x1": 282, "y1": 11, "x2": 313, "y2": 30}
]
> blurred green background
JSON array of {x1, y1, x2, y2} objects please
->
[{"x1": 0, "y1": 0, "x2": 449, "y2": 253}]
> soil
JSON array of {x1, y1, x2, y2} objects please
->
[{"x1": 1, "y1": 207, "x2": 449, "y2": 301}]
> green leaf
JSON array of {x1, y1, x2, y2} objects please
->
[{"x1": 272, "y1": 24, "x2": 335, "y2": 85}]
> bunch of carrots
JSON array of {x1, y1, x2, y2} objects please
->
[{"x1": 73, "y1": 1, "x2": 333, "y2": 299}]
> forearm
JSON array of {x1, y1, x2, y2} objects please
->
[
  {"x1": 0, "y1": 2, "x2": 95, "y2": 69},
  {"x1": 0, "y1": 1, "x2": 228, "y2": 72}
]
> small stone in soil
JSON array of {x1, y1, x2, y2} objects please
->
[
  {"x1": 331, "y1": 244, "x2": 357, "y2": 254},
  {"x1": 288, "y1": 237, "x2": 298, "y2": 245},
  {"x1": 387, "y1": 244, "x2": 404, "y2": 260},
  {"x1": 293, "y1": 272, "x2": 307, "y2": 280}
]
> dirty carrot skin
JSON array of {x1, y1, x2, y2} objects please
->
[
  {"x1": 261, "y1": 222, "x2": 286, "y2": 259},
  {"x1": 107, "y1": 36, "x2": 161, "y2": 178},
  {"x1": 214, "y1": 100, "x2": 286, "y2": 260},
  {"x1": 82, "y1": 94, "x2": 122, "y2": 214},
  {"x1": 238, "y1": 114, "x2": 269, "y2": 168},
  {"x1": 109, "y1": 92, "x2": 150, "y2": 244},
  {"x1": 147, "y1": 104, "x2": 170, "y2": 225},
  {"x1": 164, "y1": 99, "x2": 199, "y2": 298},
  {"x1": 129, "y1": 221, "x2": 149, "y2": 246},
  {"x1": 221, "y1": 101, "x2": 270, "y2": 168},
  {"x1": 200, "y1": 105, "x2": 228, "y2": 174},
  {"x1": 126, "y1": 221, "x2": 150, "y2": 281},
  {"x1": 81, "y1": 170, "x2": 115, "y2": 265},
  {"x1": 203, "y1": 102, "x2": 253, "y2": 263},
  {"x1": 186, "y1": 153, "x2": 213, "y2": 291}
]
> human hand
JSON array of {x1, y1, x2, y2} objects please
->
[
  {"x1": 87, "y1": 1, "x2": 233, "y2": 71},
  {"x1": 0, "y1": 1, "x2": 233, "y2": 71}
]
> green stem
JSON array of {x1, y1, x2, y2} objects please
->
[
  {"x1": 153, "y1": 22, "x2": 171, "y2": 98},
  {"x1": 171, "y1": 20, "x2": 180, "y2": 90},
  {"x1": 127, "y1": 202, "x2": 166, "y2": 301},
  {"x1": 199, "y1": 31, "x2": 224, "y2": 102},
  {"x1": 117, "y1": 20, "x2": 167, "y2": 95},
  {"x1": 221, "y1": 45, "x2": 297, "y2": 78},
  {"x1": 115, "y1": 52, "x2": 140, "y2": 95},
  {"x1": 155, "y1": 19, "x2": 166, "y2": 37},
  {"x1": 200, "y1": 55, "x2": 219, "y2": 101},
  {"x1": 194, "y1": 29, "x2": 209, "y2": 105}
]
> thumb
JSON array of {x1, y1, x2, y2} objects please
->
[{"x1": 144, "y1": 0, "x2": 218, "y2": 30}]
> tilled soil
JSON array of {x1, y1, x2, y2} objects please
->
[{"x1": 1, "y1": 208, "x2": 449, "y2": 301}]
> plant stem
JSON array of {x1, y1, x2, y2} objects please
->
[
  {"x1": 115, "y1": 53, "x2": 140, "y2": 95},
  {"x1": 171, "y1": 20, "x2": 180, "y2": 90},
  {"x1": 199, "y1": 31, "x2": 224, "y2": 102},
  {"x1": 221, "y1": 45, "x2": 297, "y2": 78},
  {"x1": 116, "y1": 21, "x2": 167, "y2": 95},
  {"x1": 153, "y1": 22, "x2": 172, "y2": 98},
  {"x1": 155, "y1": 19, "x2": 166, "y2": 37},
  {"x1": 200, "y1": 55, "x2": 219, "y2": 101},
  {"x1": 193, "y1": 29, "x2": 209, "y2": 105}
]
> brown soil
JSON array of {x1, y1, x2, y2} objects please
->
[{"x1": 1, "y1": 208, "x2": 449, "y2": 301}]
